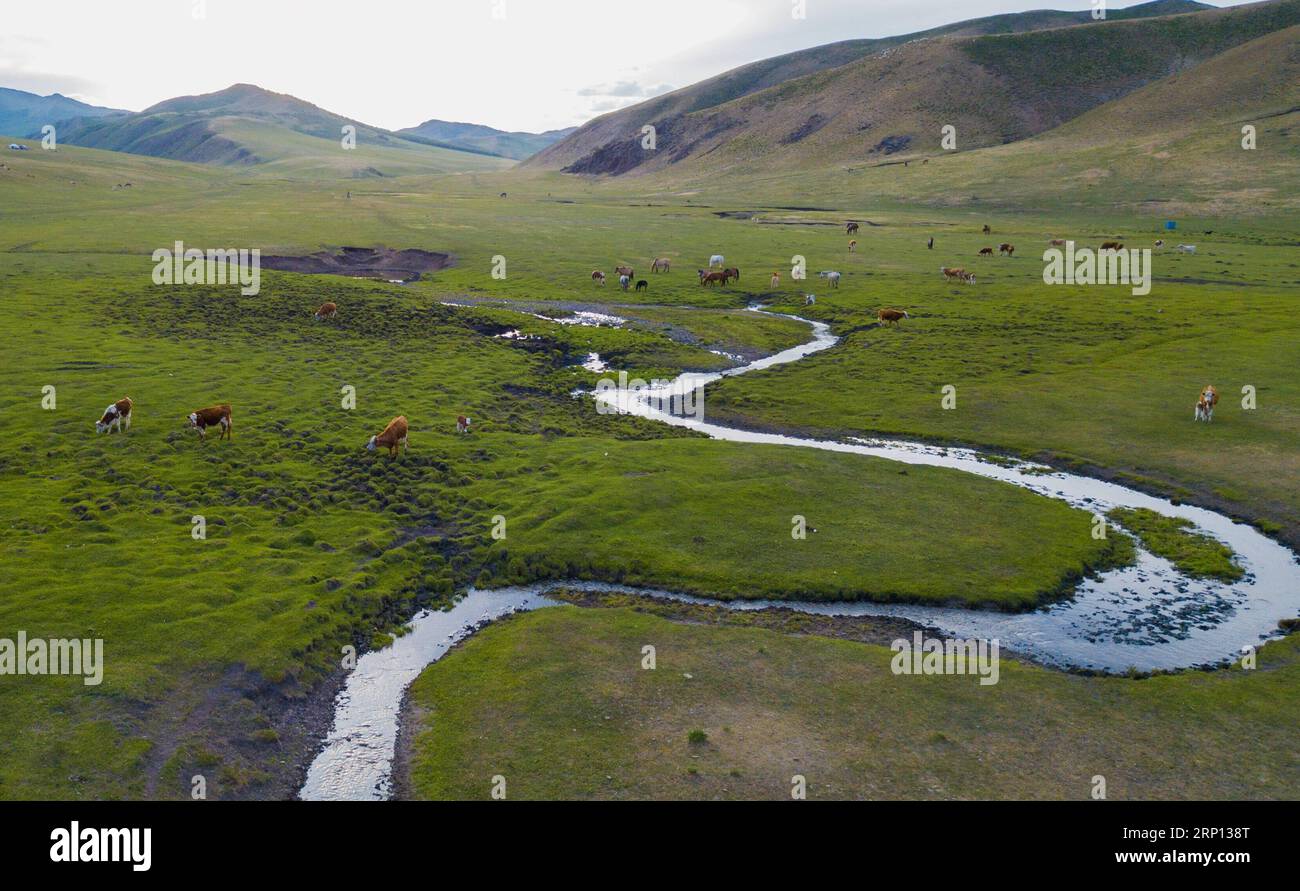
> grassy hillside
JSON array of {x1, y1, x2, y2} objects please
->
[
  {"x1": 54, "y1": 84, "x2": 510, "y2": 177},
  {"x1": 533, "y1": 0, "x2": 1297, "y2": 178}
]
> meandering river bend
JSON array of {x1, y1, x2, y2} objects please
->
[{"x1": 300, "y1": 308, "x2": 1300, "y2": 800}]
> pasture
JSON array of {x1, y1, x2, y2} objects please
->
[{"x1": 1, "y1": 141, "x2": 1297, "y2": 799}]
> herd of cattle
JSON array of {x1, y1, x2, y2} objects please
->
[{"x1": 88, "y1": 219, "x2": 1220, "y2": 457}]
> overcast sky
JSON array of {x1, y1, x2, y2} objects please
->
[{"x1": 1, "y1": 0, "x2": 1247, "y2": 133}]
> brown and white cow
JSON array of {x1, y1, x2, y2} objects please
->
[
  {"x1": 1194, "y1": 385, "x2": 1219, "y2": 422},
  {"x1": 314, "y1": 302, "x2": 338, "y2": 320},
  {"x1": 941, "y1": 266, "x2": 968, "y2": 282},
  {"x1": 188, "y1": 404, "x2": 232, "y2": 441},
  {"x1": 999, "y1": 243, "x2": 1015, "y2": 256},
  {"x1": 456, "y1": 415, "x2": 471, "y2": 434},
  {"x1": 1048, "y1": 238, "x2": 1067, "y2": 247},
  {"x1": 878, "y1": 308, "x2": 910, "y2": 326},
  {"x1": 366, "y1": 415, "x2": 408, "y2": 456},
  {"x1": 96, "y1": 396, "x2": 133, "y2": 434},
  {"x1": 1101, "y1": 241, "x2": 1124, "y2": 251},
  {"x1": 591, "y1": 270, "x2": 606, "y2": 286}
]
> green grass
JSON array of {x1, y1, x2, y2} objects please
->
[
  {"x1": 0, "y1": 133, "x2": 1296, "y2": 799},
  {"x1": 404, "y1": 606, "x2": 1300, "y2": 800},
  {"x1": 1107, "y1": 507, "x2": 1244, "y2": 582}
]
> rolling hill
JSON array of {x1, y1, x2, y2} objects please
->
[
  {"x1": 0, "y1": 88, "x2": 123, "y2": 139},
  {"x1": 51, "y1": 83, "x2": 510, "y2": 177},
  {"x1": 398, "y1": 119, "x2": 576, "y2": 160},
  {"x1": 527, "y1": 0, "x2": 1296, "y2": 178}
]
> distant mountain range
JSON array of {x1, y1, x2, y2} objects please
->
[
  {"x1": 0, "y1": 88, "x2": 123, "y2": 139},
  {"x1": 525, "y1": 0, "x2": 1299, "y2": 177},
  {"x1": 9, "y1": 83, "x2": 510, "y2": 176},
  {"x1": 398, "y1": 119, "x2": 577, "y2": 160}
]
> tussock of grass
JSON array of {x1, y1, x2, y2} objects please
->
[{"x1": 1107, "y1": 507, "x2": 1243, "y2": 582}]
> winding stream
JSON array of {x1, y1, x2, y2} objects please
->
[{"x1": 300, "y1": 307, "x2": 1300, "y2": 801}]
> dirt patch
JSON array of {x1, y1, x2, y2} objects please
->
[{"x1": 260, "y1": 246, "x2": 452, "y2": 282}]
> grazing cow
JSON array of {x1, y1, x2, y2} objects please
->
[
  {"x1": 723, "y1": 267, "x2": 740, "y2": 281},
  {"x1": 1048, "y1": 239, "x2": 1067, "y2": 247},
  {"x1": 961, "y1": 271, "x2": 977, "y2": 284},
  {"x1": 699, "y1": 271, "x2": 726, "y2": 286},
  {"x1": 619, "y1": 274, "x2": 631, "y2": 291},
  {"x1": 848, "y1": 240, "x2": 858, "y2": 253},
  {"x1": 591, "y1": 270, "x2": 606, "y2": 285},
  {"x1": 188, "y1": 404, "x2": 232, "y2": 441},
  {"x1": 709, "y1": 254, "x2": 725, "y2": 268},
  {"x1": 456, "y1": 415, "x2": 471, "y2": 434},
  {"x1": 499, "y1": 192, "x2": 507, "y2": 198},
  {"x1": 366, "y1": 415, "x2": 408, "y2": 457},
  {"x1": 804, "y1": 294, "x2": 816, "y2": 306},
  {"x1": 999, "y1": 243, "x2": 1015, "y2": 256},
  {"x1": 982, "y1": 225, "x2": 991, "y2": 235},
  {"x1": 770, "y1": 271, "x2": 781, "y2": 288},
  {"x1": 979, "y1": 247, "x2": 994, "y2": 257},
  {"x1": 846, "y1": 222, "x2": 859, "y2": 235},
  {"x1": 614, "y1": 265, "x2": 634, "y2": 278},
  {"x1": 1178, "y1": 244, "x2": 1197, "y2": 254},
  {"x1": 1194, "y1": 385, "x2": 1219, "y2": 422},
  {"x1": 635, "y1": 279, "x2": 648, "y2": 292},
  {"x1": 927, "y1": 237, "x2": 934, "y2": 250},
  {"x1": 1154, "y1": 239, "x2": 1165, "y2": 249},
  {"x1": 818, "y1": 270, "x2": 841, "y2": 288},
  {"x1": 878, "y1": 308, "x2": 910, "y2": 326},
  {"x1": 96, "y1": 396, "x2": 133, "y2": 434},
  {"x1": 651, "y1": 257, "x2": 671, "y2": 273},
  {"x1": 314, "y1": 301, "x2": 338, "y2": 320},
  {"x1": 1100, "y1": 241, "x2": 1124, "y2": 251},
  {"x1": 941, "y1": 266, "x2": 968, "y2": 282}
]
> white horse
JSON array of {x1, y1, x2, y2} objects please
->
[
  {"x1": 709, "y1": 254, "x2": 725, "y2": 268},
  {"x1": 818, "y1": 270, "x2": 841, "y2": 288}
]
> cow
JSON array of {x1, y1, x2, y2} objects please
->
[
  {"x1": 848, "y1": 240, "x2": 858, "y2": 253},
  {"x1": 614, "y1": 265, "x2": 634, "y2": 278},
  {"x1": 1154, "y1": 239, "x2": 1165, "y2": 249},
  {"x1": 963, "y1": 271, "x2": 977, "y2": 284},
  {"x1": 979, "y1": 247, "x2": 994, "y2": 257},
  {"x1": 591, "y1": 270, "x2": 606, "y2": 285},
  {"x1": 96, "y1": 396, "x2": 133, "y2": 434},
  {"x1": 927, "y1": 237, "x2": 934, "y2": 250},
  {"x1": 723, "y1": 267, "x2": 740, "y2": 281},
  {"x1": 188, "y1": 404, "x2": 232, "y2": 441},
  {"x1": 1101, "y1": 241, "x2": 1124, "y2": 251},
  {"x1": 651, "y1": 257, "x2": 671, "y2": 273},
  {"x1": 999, "y1": 243, "x2": 1015, "y2": 256},
  {"x1": 456, "y1": 415, "x2": 471, "y2": 434},
  {"x1": 619, "y1": 274, "x2": 631, "y2": 291},
  {"x1": 941, "y1": 266, "x2": 968, "y2": 282},
  {"x1": 804, "y1": 294, "x2": 816, "y2": 306},
  {"x1": 366, "y1": 415, "x2": 408, "y2": 456},
  {"x1": 635, "y1": 279, "x2": 648, "y2": 292},
  {"x1": 314, "y1": 301, "x2": 338, "y2": 320},
  {"x1": 1194, "y1": 385, "x2": 1219, "y2": 422},
  {"x1": 1178, "y1": 244, "x2": 1197, "y2": 254},
  {"x1": 878, "y1": 308, "x2": 910, "y2": 326},
  {"x1": 708, "y1": 254, "x2": 725, "y2": 268},
  {"x1": 1048, "y1": 239, "x2": 1067, "y2": 247},
  {"x1": 699, "y1": 270, "x2": 726, "y2": 286},
  {"x1": 846, "y1": 222, "x2": 859, "y2": 235},
  {"x1": 982, "y1": 225, "x2": 992, "y2": 235},
  {"x1": 770, "y1": 271, "x2": 781, "y2": 288},
  {"x1": 818, "y1": 270, "x2": 841, "y2": 288}
]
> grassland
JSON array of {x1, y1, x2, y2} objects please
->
[
  {"x1": 403, "y1": 606, "x2": 1300, "y2": 800},
  {"x1": 0, "y1": 127, "x2": 1296, "y2": 800}
]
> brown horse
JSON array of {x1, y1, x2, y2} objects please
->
[{"x1": 651, "y1": 257, "x2": 670, "y2": 273}]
